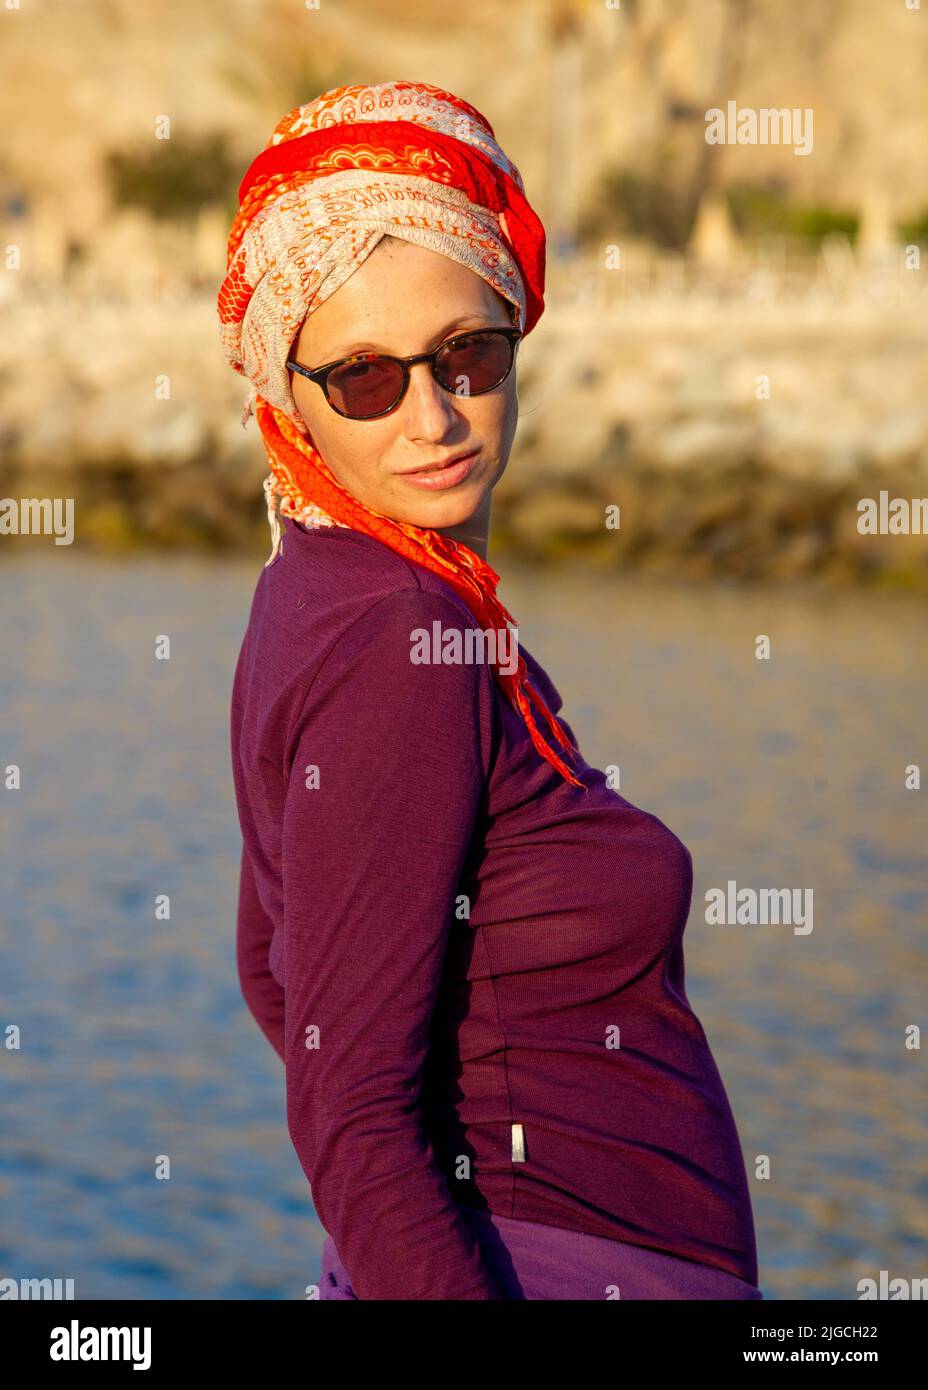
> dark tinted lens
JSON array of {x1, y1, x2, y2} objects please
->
[
  {"x1": 326, "y1": 356, "x2": 405, "y2": 418},
  {"x1": 436, "y1": 332, "x2": 514, "y2": 396}
]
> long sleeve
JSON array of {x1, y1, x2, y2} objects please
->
[
  {"x1": 280, "y1": 587, "x2": 503, "y2": 1300},
  {"x1": 236, "y1": 842, "x2": 286, "y2": 1064}
]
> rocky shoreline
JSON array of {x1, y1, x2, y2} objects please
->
[{"x1": 1, "y1": 291, "x2": 926, "y2": 585}]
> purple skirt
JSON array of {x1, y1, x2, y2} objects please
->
[{"x1": 319, "y1": 1207, "x2": 763, "y2": 1301}]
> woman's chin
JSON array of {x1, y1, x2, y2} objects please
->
[{"x1": 383, "y1": 482, "x2": 491, "y2": 530}]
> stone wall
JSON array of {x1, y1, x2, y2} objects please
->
[{"x1": 1, "y1": 275, "x2": 926, "y2": 584}]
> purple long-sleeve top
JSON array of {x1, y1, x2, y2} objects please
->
[{"x1": 231, "y1": 514, "x2": 759, "y2": 1301}]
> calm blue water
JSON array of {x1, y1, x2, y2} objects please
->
[{"x1": 1, "y1": 552, "x2": 925, "y2": 1300}]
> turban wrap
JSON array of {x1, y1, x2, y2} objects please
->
[{"x1": 217, "y1": 80, "x2": 583, "y2": 788}]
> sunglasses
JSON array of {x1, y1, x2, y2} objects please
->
[{"x1": 286, "y1": 325, "x2": 523, "y2": 421}]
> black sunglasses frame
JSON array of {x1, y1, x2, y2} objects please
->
[{"x1": 286, "y1": 325, "x2": 523, "y2": 420}]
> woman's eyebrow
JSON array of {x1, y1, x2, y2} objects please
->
[{"x1": 327, "y1": 313, "x2": 497, "y2": 359}]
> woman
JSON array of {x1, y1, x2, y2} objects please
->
[{"x1": 219, "y1": 79, "x2": 761, "y2": 1301}]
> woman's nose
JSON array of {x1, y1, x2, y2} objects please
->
[{"x1": 401, "y1": 359, "x2": 461, "y2": 433}]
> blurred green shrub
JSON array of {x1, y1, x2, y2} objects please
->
[
  {"x1": 107, "y1": 131, "x2": 241, "y2": 223},
  {"x1": 581, "y1": 159, "x2": 697, "y2": 249},
  {"x1": 585, "y1": 166, "x2": 866, "y2": 248},
  {"x1": 725, "y1": 181, "x2": 859, "y2": 242},
  {"x1": 897, "y1": 207, "x2": 928, "y2": 243}
]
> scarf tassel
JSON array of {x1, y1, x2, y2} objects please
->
[{"x1": 507, "y1": 669, "x2": 585, "y2": 790}]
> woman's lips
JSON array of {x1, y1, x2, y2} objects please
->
[{"x1": 396, "y1": 449, "x2": 480, "y2": 490}]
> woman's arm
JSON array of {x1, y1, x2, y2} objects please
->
[
  {"x1": 281, "y1": 586, "x2": 502, "y2": 1301},
  {"x1": 236, "y1": 841, "x2": 286, "y2": 1064}
]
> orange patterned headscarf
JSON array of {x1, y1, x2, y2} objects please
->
[{"x1": 217, "y1": 80, "x2": 583, "y2": 789}]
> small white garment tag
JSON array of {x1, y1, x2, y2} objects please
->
[{"x1": 511, "y1": 1123, "x2": 526, "y2": 1162}]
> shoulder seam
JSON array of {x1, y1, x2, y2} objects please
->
[{"x1": 389, "y1": 548, "x2": 477, "y2": 617}]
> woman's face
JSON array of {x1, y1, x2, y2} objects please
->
[{"x1": 288, "y1": 237, "x2": 520, "y2": 532}]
